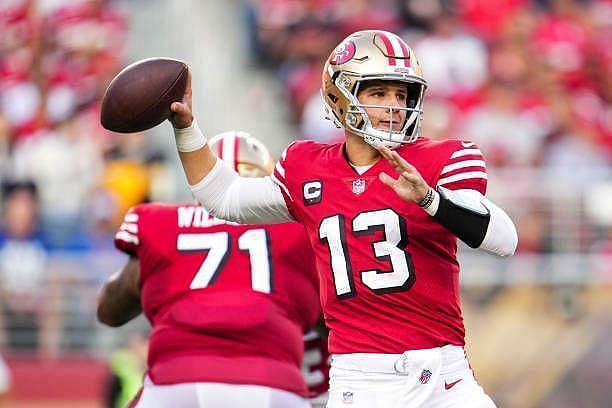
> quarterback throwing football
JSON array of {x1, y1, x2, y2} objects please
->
[{"x1": 169, "y1": 30, "x2": 518, "y2": 407}]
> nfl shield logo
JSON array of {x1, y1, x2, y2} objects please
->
[
  {"x1": 352, "y1": 179, "x2": 366, "y2": 195},
  {"x1": 419, "y1": 369, "x2": 432, "y2": 384},
  {"x1": 342, "y1": 391, "x2": 353, "y2": 404}
]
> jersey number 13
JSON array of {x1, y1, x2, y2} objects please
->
[{"x1": 319, "y1": 209, "x2": 415, "y2": 298}]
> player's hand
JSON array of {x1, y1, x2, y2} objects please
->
[
  {"x1": 377, "y1": 145, "x2": 431, "y2": 204},
  {"x1": 169, "y1": 67, "x2": 193, "y2": 129}
]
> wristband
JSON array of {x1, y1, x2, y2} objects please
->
[
  {"x1": 418, "y1": 187, "x2": 440, "y2": 216},
  {"x1": 417, "y1": 188, "x2": 434, "y2": 208},
  {"x1": 174, "y1": 119, "x2": 207, "y2": 152}
]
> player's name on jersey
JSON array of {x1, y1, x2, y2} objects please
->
[{"x1": 177, "y1": 206, "x2": 238, "y2": 228}]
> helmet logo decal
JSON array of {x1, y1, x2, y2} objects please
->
[
  {"x1": 375, "y1": 32, "x2": 410, "y2": 68},
  {"x1": 329, "y1": 40, "x2": 356, "y2": 65}
]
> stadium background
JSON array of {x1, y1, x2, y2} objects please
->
[{"x1": 1, "y1": 0, "x2": 611, "y2": 406}]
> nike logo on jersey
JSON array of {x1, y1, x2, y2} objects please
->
[{"x1": 444, "y1": 379, "x2": 462, "y2": 390}]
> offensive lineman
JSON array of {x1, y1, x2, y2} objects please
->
[{"x1": 97, "y1": 132, "x2": 321, "y2": 407}]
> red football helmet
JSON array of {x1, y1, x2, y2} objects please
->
[{"x1": 209, "y1": 131, "x2": 274, "y2": 177}]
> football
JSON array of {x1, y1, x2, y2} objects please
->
[{"x1": 100, "y1": 57, "x2": 188, "y2": 133}]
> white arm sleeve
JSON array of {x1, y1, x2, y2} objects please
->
[
  {"x1": 189, "y1": 159, "x2": 294, "y2": 224},
  {"x1": 456, "y1": 189, "x2": 518, "y2": 257}
]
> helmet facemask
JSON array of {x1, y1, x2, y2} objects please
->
[{"x1": 337, "y1": 74, "x2": 426, "y2": 149}]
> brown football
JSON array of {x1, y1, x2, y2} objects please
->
[{"x1": 100, "y1": 58, "x2": 188, "y2": 133}]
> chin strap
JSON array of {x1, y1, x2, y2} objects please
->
[{"x1": 363, "y1": 134, "x2": 401, "y2": 150}]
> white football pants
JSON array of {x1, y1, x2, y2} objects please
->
[
  {"x1": 133, "y1": 377, "x2": 311, "y2": 408},
  {"x1": 326, "y1": 345, "x2": 496, "y2": 408}
]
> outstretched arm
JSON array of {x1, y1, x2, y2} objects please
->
[
  {"x1": 167, "y1": 68, "x2": 293, "y2": 224},
  {"x1": 377, "y1": 146, "x2": 518, "y2": 256},
  {"x1": 97, "y1": 257, "x2": 142, "y2": 327},
  {"x1": 169, "y1": 69, "x2": 217, "y2": 186}
]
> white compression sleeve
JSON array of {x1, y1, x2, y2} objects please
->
[
  {"x1": 189, "y1": 159, "x2": 294, "y2": 224},
  {"x1": 455, "y1": 189, "x2": 518, "y2": 256}
]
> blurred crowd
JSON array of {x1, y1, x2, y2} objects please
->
[
  {"x1": 245, "y1": 0, "x2": 612, "y2": 256},
  {"x1": 246, "y1": 0, "x2": 611, "y2": 167},
  {"x1": 0, "y1": 0, "x2": 158, "y2": 356}
]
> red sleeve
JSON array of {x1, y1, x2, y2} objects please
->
[
  {"x1": 271, "y1": 141, "x2": 298, "y2": 219},
  {"x1": 436, "y1": 140, "x2": 487, "y2": 194},
  {"x1": 113, "y1": 206, "x2": 142, "y2": 257}
]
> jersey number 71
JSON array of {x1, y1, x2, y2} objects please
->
[{"x1": 177, "y1": 229, "x2": 272, "y2": 293}]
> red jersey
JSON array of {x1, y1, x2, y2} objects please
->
[
  {"x1": 114, "y1": 203, "x2": 320, "y2": 396},
  {"x1": 272, "y1": 138, "x2": 487, "y2": 354}
]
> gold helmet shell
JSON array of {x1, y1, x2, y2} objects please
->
[
  {"x1": 209, "y1": 131, "x2": 274, "y2": 177},
  {"x1": 322, "y1": 30, "x2": 427, "y2": 148}
]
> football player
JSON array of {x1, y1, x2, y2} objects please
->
[
  {"x1": 168, "y1": 30, "x2": 518, "y2": 407},
  {"x1": 97, "y1": 131, "x2": 321, "y2": 407}
]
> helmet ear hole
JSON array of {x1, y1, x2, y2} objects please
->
[
  {"x1": 405, "y1": 119, "x2": 418, "y2": 138},
  {"x1": 407, "y1": 84, "x2": 424, "y2": 109}
]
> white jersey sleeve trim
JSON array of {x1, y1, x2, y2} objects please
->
[
  {"x1": 275, "y1": 161, "x2": 286, "y2": 178},
  {"x1": 115, "y1": 231, "x2": 140, "y2": 245},
  {"x1": 124, "y1": 213, "x2": 139, "y2": 223},
  {"x1": 189, "y1": 159, "x2": 294, "y2": 224},
  {"x1": 119, "y1": 222, "x2": 138, "y2": 234},
  {"x1": 450, "y1": 148, "x2": 482, "y2": 158},
  {"x1": 440, "y1": 160, "x2": 486, "y2": 175},
  {"x1": 456, "y1": 189, "x2": 518, "y2": 256},
  {"x1": 438, "y1": 171, "x2": 488, "y2": 186},
  {"x1": 270, "y1": 172, "x2": 292, "y2": 200}
]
